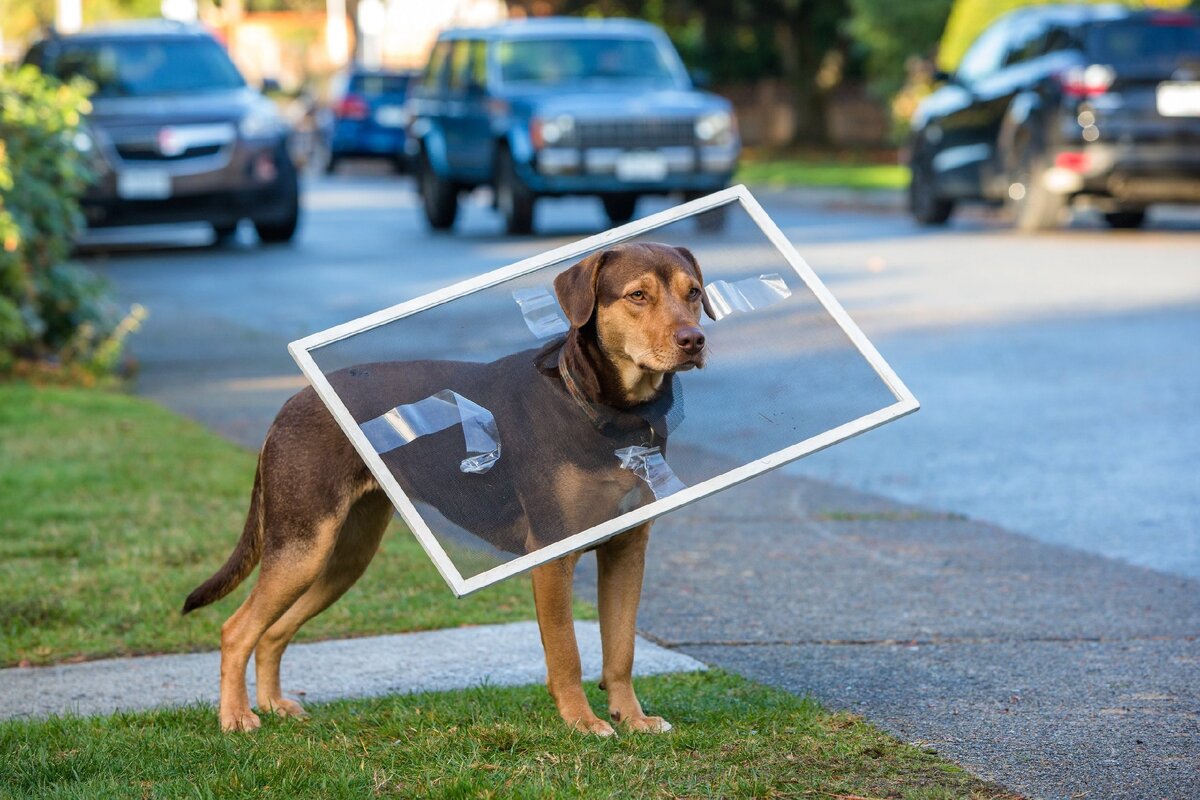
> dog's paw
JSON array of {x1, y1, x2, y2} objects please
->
[
  {"x1": 220, "y1": 708, "x2": 262, "y2": 733},
  {"x1": 265, "y1": 698, "x2": 308, "y2": 720},
  {"x1": 571, "y1": 717, "x2": 616, "y2": 737},
  {"x1": 620, "y1": 715, "x2": 673, "y2": 734}
]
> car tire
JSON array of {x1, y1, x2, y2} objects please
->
[
  {"x1": 683, "y1": 190, "x2": 729, "y2": 232},
  {"x1": 496, "y1": 148, "x2": 535, "y2": 235},
  {"x1": 419, "y1": 152, "x2": 458, "y2": 231},
  {"x1": 909, "y1": 153, "x2": 954, "y2": 226},
  {"x1": 602, "y1": 194, "x2": 638, "y2": 225},
  {"x1": 211, "y1": 222, "x2": 239, "y2": 245},
  {"x1": 1009, "y1": 145, "x2": 1065, "y2": 233},
  {"x1": 1104, "y1": 210, "x2": 1146, "y2": 229},
  {"x1": 254, "y1": 163, "x2": 301, "y2": 244}
]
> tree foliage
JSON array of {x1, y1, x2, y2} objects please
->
[
  {"x1": 0, "y1": 66, "x2": 142, "y2": 379},
  {"x1": 846, "y1": 0, "x2": 954, "y2": 98}
]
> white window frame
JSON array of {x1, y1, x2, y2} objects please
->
[{"x1": 289, "y1": 185, "x2": 920, "y2": 596}]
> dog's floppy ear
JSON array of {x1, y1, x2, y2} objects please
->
[
  {"x1": 554, "y1": 249, "x2": 611, "y2": 328},
  {"x1": 674, "y1": 246, "x2": 715, "y2": 320}
]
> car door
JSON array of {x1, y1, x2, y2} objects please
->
[
  {"x1": 408, "y1": 40, "x2": 452, "y2": 171},
  {"x1": 443, "y1": 39, "x2": 491, "y2": 182},
  {"x1": 929, "y1": 18, "x2": 1016, "y2": 197}
]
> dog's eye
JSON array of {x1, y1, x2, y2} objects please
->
[
  {"x1": 628, "y1": 290, "x2": 646, "y2": 301},
  {"x1": 688, "y1": 287, "x2": 701, "y2": 300}
]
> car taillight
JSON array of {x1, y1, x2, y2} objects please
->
[
  {"x1": 1055, "y1": 151, "x2": 1091, "y2": 172},
  {"x1": 336, "y1": 94, "x2": 368, "y2": 120},
  {"x1": 1057, "y1": 65, "x2": 1116, "y2": 98},
  {"x1": 1149, "y1": 11, "x2": 1195, "y2": 26}
]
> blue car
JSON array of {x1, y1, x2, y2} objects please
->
[
  {"x1": 406, "y1": 18, "x2": 740, "y2": 233},
  {"x1": 328, "y1": 68, "x2": 418, "y2": 174}
]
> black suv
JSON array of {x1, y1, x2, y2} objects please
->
[
  {"x1": 25, "y1": 21, "x2": 300, "y2": 243},
  {"x1": 909, "y1": 6, "x2": 1200, "y2": 231}
]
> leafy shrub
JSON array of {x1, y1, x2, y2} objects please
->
[{"x1": 0, "y1": 64, "x2": 142, "y2": 382}]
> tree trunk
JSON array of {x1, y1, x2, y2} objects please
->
[{"x1": 774, "y1": 4, "x2": 830, "y2": 146}]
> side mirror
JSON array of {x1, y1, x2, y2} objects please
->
[{"x1": 689, "y1": 68, "x2": 711, "y2": 90}]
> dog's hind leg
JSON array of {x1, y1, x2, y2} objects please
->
[
  {"x1": 218, "y1": 515, "x2": 342, "y2": 732},
  {"x1": 532, "y1": 553, "x2": 614, "y2": 736},
  {"x1": 596, "y1": 523, "x2": 670, "y2": 733},
  {"x1": 253, "y1": 490, "x2": 392, "y2": 719}
]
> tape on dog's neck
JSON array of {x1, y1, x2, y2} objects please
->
[{"x1": 551, "y1": 342, "x2": 684, "y2": 441}]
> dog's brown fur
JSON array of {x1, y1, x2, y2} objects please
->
[{"x1": 184, "y1": 242, "x2": 712, "y2": 735}]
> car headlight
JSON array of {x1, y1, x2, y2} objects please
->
[
  {"x1": 240, "y1": 107, "x2": 285, "y2": 140},
  {"x1": 695, "y1": 111, "x2": 734, "y2": 145},
  {"x1": 533, "y1": 114, "x2": 575, "y2": 147}
]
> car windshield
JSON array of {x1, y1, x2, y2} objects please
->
[
  {"x1": 1086, "y1": 21, "x2": 1200, "y2": 68},
  {"x1": 349, "y1": 73, "x2": 412, "y2": 97},
  {"x1": 497, "y1": 37, "x2": 680, "y2": 86},
  {"x1": 49, "y1": 38, "x2": 245, "y2": 98}
]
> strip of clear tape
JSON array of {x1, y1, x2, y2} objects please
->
[
  {"x1": 512, "y1": 287, "x2": 569, "y2": 338},
  {"x1": 360, "y1": 389, "x2": 501, "y2": 474},
  {"x1": 703, "y1": 273, "x2": 792, "y2": 321},
  {"x1": 614, "y1": 445, "x2": 687, "y2": 500},
  {"x1": 512, "y1": 273, "x2": 791, "y2": 338}
]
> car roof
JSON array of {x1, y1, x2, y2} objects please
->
[
  {"x1": 992, "y1": 3, "x2": 1157, "y2": 28},
  {"x1": 437, "y1": 17, "x2": 665, "y2": 42},
  {"x1": 47, "y1": 19, "x2": 214, "y2": 42}
]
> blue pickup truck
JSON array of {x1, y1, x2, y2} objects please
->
[{"x1": 405, "y1": 18, "x2": 739, "y2": 234}]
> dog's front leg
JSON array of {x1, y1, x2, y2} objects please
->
[
  {"x1": 531, "y1": 553, "x2": 614, "y2": 736},
  {"x1": 596, "y1": 523, "x2": 671, "y2": 733}
]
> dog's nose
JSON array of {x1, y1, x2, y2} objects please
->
[{"x1": 674, "y1": 326, "x2": 706, "y2": 354}]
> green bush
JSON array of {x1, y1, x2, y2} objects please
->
[{"x1": 0, "y1": 64, "x2": 141, "y2": 381}]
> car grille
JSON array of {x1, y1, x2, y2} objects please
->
[
  {"x1": 115, "y1": 143, "x2": 225, "y2": 162},
  {"x1": 575, "y1": 118, "x2": 696, "y2": 149}
]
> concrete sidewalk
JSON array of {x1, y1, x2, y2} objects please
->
[{"x1": 0, "y1": 621, "x2": 704, "y2": 721}]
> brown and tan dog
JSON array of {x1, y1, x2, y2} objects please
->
[{"x1": 183, "y1": 242, "x2": 713, "y2": 735}]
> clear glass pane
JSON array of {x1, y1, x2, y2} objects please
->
[{"x1": 304, "y1": 196, "x2": 905, "y2": 589}]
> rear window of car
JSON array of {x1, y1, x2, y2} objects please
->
[
  {"x1": 45, "y1": 37, "x2": 244, "y2": 97},
  {"x1": 1086, "y1": 20, "x2": 1200, "y2": 67},
  {"x1": 349, "y1": 73, "x2": 412, "y2": 97},
  {"x1": 497, "y1": 37, "x2": 679, "y2": 86}
]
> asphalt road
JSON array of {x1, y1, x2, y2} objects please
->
[
  {"x1": 78, "y1": 173, "x2": 1200, "y2": 799},
  {"x1": 83, "y1": 173, "x2": 1200, "y2": 580}
]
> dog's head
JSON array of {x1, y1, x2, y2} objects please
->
[{"x1": 553, "y1": 242, "x2": 714, "y2": 404}]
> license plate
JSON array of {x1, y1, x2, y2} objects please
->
[
  {"x1": 117, "y1": 169, "x2": 171, "y2": 200},
  {"x1": 375, "y1": 105, "x2": 407, "y2": 128},
  {"x1": 615, "y1": 152, "x2": 668, "y2": 182},
  {"x1": 1156, "y1": 81, "x2": 1200, "y2": 117}
]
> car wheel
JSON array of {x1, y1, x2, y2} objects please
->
[
  {"x1": 601, "y1": 194, "x2": 638, "y2": 225},
  {"x1": 419, "y1": 152, "x2": 458, "y2": 231},
  {"x1": 496, "y1": 148, "x2": 535, "y2": 235},
  {"x1": 909, "y1": 154, "x2": 954, "y2": 226},
  {"x1": 1009, "y1": 145, "x2": 1065, "y2": 233},
  {"x1": 1104, "y1": 210, "x2": 1146, "y2": 229},
  {"x1": 254, "y1": 164, "x2": 300, "y2": 244},
  {"x1": 683, "y1": 191, "x2": 729, "y2": 232}
]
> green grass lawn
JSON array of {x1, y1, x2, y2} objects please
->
[
  {"x1": 0, "y1": 671, "x2": 1018, "y2": 799},
  {"x1": 0, "y1": 384, "x2": 1020, "y2": 798},
  {"x1": 0, "y1": 384, "x2": 589, "y2": 667},
  {"x1": 737, "y1": 157, "x2": 910, "y2": 191}
]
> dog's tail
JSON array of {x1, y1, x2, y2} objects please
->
[{"x1": 182, "y1": 457, "x2": 265, "y2": 615}]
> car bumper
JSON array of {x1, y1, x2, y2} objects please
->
[
  {"x1": 522, "y1": 144, "x2": 738, "y2": 195},
  {"x1": 1044, "y1": 142, "x2": 1200, "y2": 204},
  {"x1": 82, "y1": 139, "x2": 295, "y2": 227},
  {"x1": 331, "y1": 123, "x2": 407, "y2": 157}
]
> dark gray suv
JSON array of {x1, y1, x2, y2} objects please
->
[{"x1": 25, "y1": 21, "x2": 300, "y2": 243}]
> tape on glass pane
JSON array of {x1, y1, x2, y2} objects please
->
[{"x1": 360, "y1": 390, "x2": 501, "y2": 474}]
